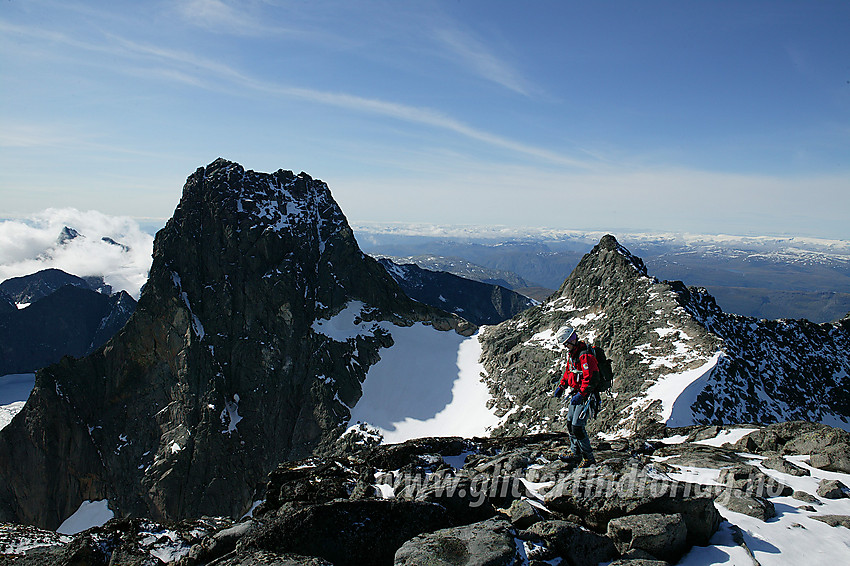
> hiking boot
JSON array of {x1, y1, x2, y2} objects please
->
[
  {"x1": 559, "y1": 453, "x2": 580, "y2": 464},
  {"x1": 578, "y1": 456, "x2": 596, "y2": 468}
]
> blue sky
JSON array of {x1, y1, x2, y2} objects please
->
[{"x1": 1, "y1": 0, "x2": 849, "y2": 239}]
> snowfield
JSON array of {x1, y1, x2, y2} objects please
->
[
  {"x1": 312, "y1": 301, "x2": 501, "y2": 443},
  {"x1": 349, "y1": 326, "x2": 500, "y2": 443}
]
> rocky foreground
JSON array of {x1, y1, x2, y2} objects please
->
[{"x1": 2, "y1": 421, "x2": 849, "y2": 566}]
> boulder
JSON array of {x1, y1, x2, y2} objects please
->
[
  {"x1": 716, "y1": 464, "x2": 792, "y2": 498},
  {"x1": 811, "y1": 515, "x2": 850, "y2": 529},
  {"x1": 732, "y1": 421, "x2": 828, "y2": 454},
  {"x1": 507, "y1": 499, "x2": 541, "y2": 529},
  {"x1": 652, "y1": 443, "x2": 741, "y2": 470},
  {"x1": 543, "y1": 462, "x2": 720, "y2": 545},
  {"x1": 606, "y1": 512, "x2": 687, "y2": 562},
  {"x1": 808, "y1": 444, "x2": 850, "y2": 474},
  {"x1": 782, "y1": 426, "x2": 850, "y2": 457},
  {"x1": 180, "y1": 520, "x2": 254, "y2": 565},
  {"x1": 816, "y1": 479, "x2": 849, "y2": 500},
  {"x1": 393, "y1": 517, "x2": 517, "y2": 566},
  {"x1": 715, "y1": 489, "x2": 776, "y2": 521},
  {"x1": 394, "y1": 470, "x2": 500, "y2": 525},
  {"x1": 239, "y1": 499, "x2": 452, "y2": 566},
  {"x1": 792, "y1": 490, "x2": 821, "y2": 505},
  {"x1": 761, "y1": 456, "x2": 810, "y2": 477},
  {"x1": 520, "y1": 519, "x2": 616, "y2": 566}
]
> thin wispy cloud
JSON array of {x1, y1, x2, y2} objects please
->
[
  {"x1": 433, "y1": 27, "x2": 532, "y2": 96},
  {"x1": 174, "y1": 0, "x2": 297, "y2": 37},
  {"x1": 3, "y1": 19, "x2": 595, "y2": 169}
]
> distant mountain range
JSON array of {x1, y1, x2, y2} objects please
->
[
  {"x1": 355, "y1": 224, "x2": 850, "y2": 323},
  {"x1": 0, "y1": 268, "x2": 113, "y2": 307},
  {"x1": 0, "y1": 270, "x2": 136, "y2": 375}
]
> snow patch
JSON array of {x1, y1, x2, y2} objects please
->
[
  {"x1": 221, "y1": 394, "x2": 243, "y2": 434},
  {"x1": 349, "y1": 329, "x2": 499, "y2": 444},
  {"x1": 311, "y1": 301, "x2": 380, "y2": 342},
  {"x1": 695, "y1": 428, "x2": 761, "y2": 447},
  {"x1": 56, "y1": 500, "x2": 113, "y2": 535}
]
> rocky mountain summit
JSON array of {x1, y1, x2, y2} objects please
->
[
  {"x1": 3, "y1": 420, "x2": 849, "y2": 565},
  {"x1": 377, "y1": 258, "x2": 535, "y2": 325},
  {"x1": 0, "y1": 159, "x2": 470, "y2": 529},
  {"x1": 479, "y1": 235, "x2": 850, "y2": 439}
]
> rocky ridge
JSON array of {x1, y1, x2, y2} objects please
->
[
  {"x1": 3, "y1": 421, "x2": 849, "y2": 565},
  {"x1": 478, "y1": 235, "x2": 850, "y2": 439},
  {"x1": 377, "y1": 258, "x2": 535, "y2": 325},
  {"x1": 0, "y1": 159, "x2": 472, "y2": 528}
]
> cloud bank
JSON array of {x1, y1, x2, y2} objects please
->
[{"x1": 0, "y1": 209, "x2": 153, "y2": 298}]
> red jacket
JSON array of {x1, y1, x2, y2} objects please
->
[{"x1": 559, "y1": 341, "x2": 599, "y2": 396}]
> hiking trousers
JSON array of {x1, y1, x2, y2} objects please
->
[{"x1": 566, "y1": 396, "x2": 594, "y2": 458}]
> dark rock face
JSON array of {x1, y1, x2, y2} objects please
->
[
  {"x1": 478, "y1": 234, "x2": 850, "y2": 438},
  {"x1": 0, "y1": 159, "x2": 471, "y2": 528},
  {"x1": 0, "y1": 292, "x2": 15, "y2": 314},
  {"x1": 0, "y1": 285, "x2": 136, "y2": 375},
  {"x1": 378, "y1": 258, "x2": 535, "y2": 325}
]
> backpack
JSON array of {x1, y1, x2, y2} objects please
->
[{"x1": 584, "y1": 345, "x2": 614, "y2": 393}]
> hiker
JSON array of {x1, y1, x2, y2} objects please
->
[{"x1": 553, "y1": 326, "x2": 599, "y2": 467}]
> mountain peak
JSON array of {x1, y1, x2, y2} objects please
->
[{"x1": 0, "y1": 160, "x2": 471, "y2": 527}]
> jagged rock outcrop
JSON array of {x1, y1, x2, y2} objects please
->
[
  {"x1": 0, "y1": 159, "x2": 471, "y2": 528},
  {"x1": 378, "y1": 258, "x2": 535, "y2": 325},
  {"x1": 478, "y1": 234, "x2": 850, "y2": 438},
  {"x1": 0, "y1": 284, "x2": 136, "y2": 374}
]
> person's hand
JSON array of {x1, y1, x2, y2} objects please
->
[
  {"x1": 571, "y1": 392, "x2": 585, "y2": 405},
  {"x1": 553, "y1": 385, "x2": 564, "y2": 398}
]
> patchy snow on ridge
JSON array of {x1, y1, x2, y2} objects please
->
[
  {"x1": 348, "y1": 325, "x2": 499, "y2": 444},
  {"x1": 603, "y1": 352, "x2": 723, "y2": 439}
]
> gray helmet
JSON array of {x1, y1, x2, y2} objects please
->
[{"x1": 555, "y1": 326, "x2": 577, "y2": 345}]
